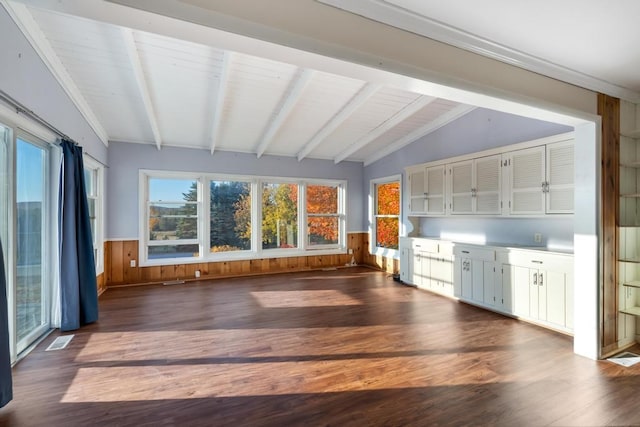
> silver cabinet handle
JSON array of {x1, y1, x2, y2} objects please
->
[
  {"x1": 539, "y1": 273, "x2": 543, "y2": 286},
  {"x1": 533, "y1": 272, "x2": 538, "y2": 285}
]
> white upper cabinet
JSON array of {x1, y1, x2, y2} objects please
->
[
  {"x1": 546, "y1": 140, "x2": 575, "y2": 213},
  {"x1": 425, "y1": 165, "x2": 446, "y2": 215},
  {"x1": 507, "y1": 140, "x2": 574, "y2": 215},
  {"x1": 408, "y1": 167, "x2": 426, "y2": 214},
  {"x1": 407, "y1": 165, "x2": 445, "y2": 215},
  {"x1": 404, "y1": 132, "x2": 574, "y2": 218},
  {"x1": 450, "y1": 160, "x2": 473, "y2": 214},
  {"x1": 475, "y1": 155, "x2": 502, "y2": 214},
  {"x1": 449, "y1": 155, "x2": 501, "y2": 215},
  {"x1": 508, "y1": 146, "x2": 546, "y2": 214}
]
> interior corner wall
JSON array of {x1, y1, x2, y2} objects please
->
[
  {"x1": 106, "y1": 141, "x2": 364, "y2": 240},
  {"x1": 0, "y1": 4, "x2": 106, "y2": 163}
]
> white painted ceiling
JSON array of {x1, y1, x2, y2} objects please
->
[
  {"x1": 3, "y1": 0, "x2": 477, "y2": 164},
  {"x1": 8, "y1": 0, "x2": 631, "y2": 162}
]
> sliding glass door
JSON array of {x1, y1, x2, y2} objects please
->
[{"x1": 15, "y1": 136, "x2": 50, "y2": 354}]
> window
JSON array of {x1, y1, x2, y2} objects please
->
[
  {"x1": 209, "y1": 180, "x2": 251, "y2": 253},
  {"x1": 262, "y1": 182, "x2": 298, "y2": 249},
  {"x1": 373, "y1": 177, "x2": 401, "y2": 250},
  {"x1": 306, "y1": 184, "x2": 340, "y2": 247},
  {"x1": 147, "y1": 176, "x2": 200, "y2": 260},
  {"x1": 83, "y1": 156, "x2": 104, "y2": 274},
  {"x1": 140, "y1": 171, "x2": 346, "y2": 265}
]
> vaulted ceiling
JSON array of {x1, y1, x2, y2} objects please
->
[{"x1": 3, "y1": 0, "x2": 477, "y2": 164}]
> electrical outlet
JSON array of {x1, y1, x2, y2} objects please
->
[
  {"x1": 534, "y1": 233, "x2": 542, "y2": 243},
  {"x1": 195, "y1": 270, "x2": 201, "y2": 278},
  {"x1": 348, "y1": 249, "x2": 353, "y2": 254},
  {"x1": 130, "y1": 259, "x2": 136, "y2": 268}
]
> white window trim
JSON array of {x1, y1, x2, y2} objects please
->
[
  {"x1": 139, "y1": 170, "x2": 347, "y2": 266},
  {"x1": 83, "y1": 155, "x2": 105, "y2": 275},
  {"x1": 370, "y1": 174, "x2": 402, "y2": 258}
]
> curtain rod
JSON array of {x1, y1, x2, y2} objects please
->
[{"x1": 0, "y1": 89, "x2": 74, "y2": 142}]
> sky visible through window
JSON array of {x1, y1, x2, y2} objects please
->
[
  {"x1": 16, "y1": 139, "x2": 43, "y2": 203},
  {"x1": 149, "y1": 178, "x2": 195, "y2": 204}
]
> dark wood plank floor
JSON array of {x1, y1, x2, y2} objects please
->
[{"x1": 1, "y1": 267, "x2": 639, "y2": 426}]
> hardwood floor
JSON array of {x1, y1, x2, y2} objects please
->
[{"x1": 1, "y1": 267, "x2": 639, "y2": 426}]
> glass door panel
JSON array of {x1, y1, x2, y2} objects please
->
[{"x1": 15, "y1": 138, "x2": 48, "y2": 352}]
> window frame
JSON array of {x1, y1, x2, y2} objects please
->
[
  {"x1": 139, "y1": 170, "x2": 347, "y2": 266},
  {"x1": 83, "y1": 155, "x2": 104, "y2": 275},
  {"x1": 370, "y1": 175, "x2": 402, "y2": 256}
]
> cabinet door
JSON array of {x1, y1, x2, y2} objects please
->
[
  {"x1": 483, "y1": 261, "x2": 496, "y2": 306},
  {"x1": 411, "y1": 251, "x2": 422, "y2": 286},
  {"x1": 513, "y1": 266, "x2": 530, "y2": 316},
  {"x1": 419, "y1": 253, "x2": 431, "y2": 290},
  {"x1": 510, "y1": 146, "x2": 545, "y2": 214},
  {"x1": 450, "y1": 161, "x2": 473, "y2": 214},
  {"x1": 453, "y1": 256, "x2": 462, "y2": 297},
  {"x1": 408, "y1": 168, "x2": 427, "y2": 214},
  {"x1": 498, "y1": 264, "x2": 513, "y2": 312},
  {"x1": 546, "y1": 141, "x2": 574, "y2": 213},
  {"x1": 530, "y1": 269, "x2": 547, "y2": 321},
  {"x1": 425, "y1": 165, "x2": 446, "y2": 214},
  {"x1": 474, "y1": 155, "x2": 501, "y2": 214},
  {"x1": 461, "y1": 257, "x2": 473, "y2": 299},
  {"x1": 400, "y1": 246, "x2": 411, "y2": 283},
  {"x1": 545, "y1": 270, "x2": 566, "y2": 327},
  {"x1": 471, "y1": 258, "x2": 484, "y2": 303}
]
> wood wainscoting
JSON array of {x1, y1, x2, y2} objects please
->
[{"x1": 104, "y1": 232, "x2": 392, "y2": 287}]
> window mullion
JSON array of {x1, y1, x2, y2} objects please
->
[{"x1": 201, "y1": 176, "x2": 209, "y2": 260}]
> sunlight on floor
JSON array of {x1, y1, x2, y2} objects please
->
[
  {"x1": 251, "y1": 290, "x2": 363, "y2": 307},
  {"x1": 61, "y1": 354, "x2": 503, "y2": 402}
]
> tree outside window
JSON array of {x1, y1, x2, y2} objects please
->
[
  {"x1": 374, "y1": 181, "x2": 400, "y2": 249},
  {"x1": 307, "y1": 184, "x2": 339, "y2": 246}
]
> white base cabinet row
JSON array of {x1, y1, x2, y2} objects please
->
[{"x1": 400, "y1": 237, "x2": 574, "y2": 333}]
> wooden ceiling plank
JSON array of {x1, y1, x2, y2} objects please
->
[
  {"x1": 297, "y1": 82, "x2": 379, "y2": 161},
  {"x1": 3, "y1": 1, "x2": 110, "y2": 145},
  {"x1": 121, "y1": 28, "x2": 162, "y2": 150},
  {"x1": 255, "y1": 69, "x2": 314, "y2": 158},
  {"x1": 334, "y1": 95, "x2": 436, "y2": 163}
]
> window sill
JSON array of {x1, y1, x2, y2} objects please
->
[{"x1": 140, "y1": 247, "x2": 348, "y2": 267}]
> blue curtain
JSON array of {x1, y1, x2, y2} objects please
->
[
  {"x1": 0, "y1": 238, "x2": 12, "y2": 408},
  {"x1": 59, "y1": 139, "x2": 98, "y2": 331}
]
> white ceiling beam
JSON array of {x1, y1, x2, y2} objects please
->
[
  {"x1": 256, "y1": 69, "x2": 314, "y2": 158},
  {"x1": 297, "y1": 82, "x2": 379, "y2": 162},
  {"x1": 210, "y1": 51, "x2": 232, "y2": 155},
  {"x1": 3, "y1": 0, "x2": 110, "y2": 145},
  {"x1": 363, "y1": 104, "x2": 477, "y2": 166},
  {"x1": 334, "y1": 95, "x2": 436, "y2": 164},
  {"x1": 121, "y1": 28, "x2": 162, "y2": 150}
]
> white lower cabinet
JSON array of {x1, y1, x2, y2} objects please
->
[
  {"x1": 400, "y1": 238, "x2": 453, "y2": 296},
  {"x1": 453, "y1": 245, "x2": 496, "y2": 304},
  {"x1": 500, "y1": 249, "x2": 573, "y2": 332},
  {"x1": 400, "y1": 239, "x2": 573, "y2": 334}
]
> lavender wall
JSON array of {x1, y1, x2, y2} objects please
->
[
  {"x1": 107, "y1": 141, "x2": 364, "y2": 239},
  {"x1": 0, "y1": 5, "x2": 106, "y2": 163},
  {"x1": 363, "y1": 108, "x2": 574, "y2": 248}
]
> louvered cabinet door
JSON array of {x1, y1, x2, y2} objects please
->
[
  {"x1": 474, "y1": 155, "x2": 502, "y2": 214},
  {"x1": 509, "y1": 146, "x2": 545, "y2": 214},
  {"x1": 546, "y1": 140, "x2": 574, "y2": 213},
  {"x1": 408, "y1": 168, "x2": 427, "y2": 214},
  {"x1": 425, "y1": 165, "x2": 445, "y2": 214},
  {"x1": 450, "y1": 160, "x2": 473, "y2": 214}
]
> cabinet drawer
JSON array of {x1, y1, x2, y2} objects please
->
[
  {"x1": 411, "y1": 238, "x2": 439, "y2": 253},
  {"x1": 504, "y1": 250, "x2": 573, "y2": 272},
  {"x1": 453, "y1": 245, "x2": 495, "y2": 261}
]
